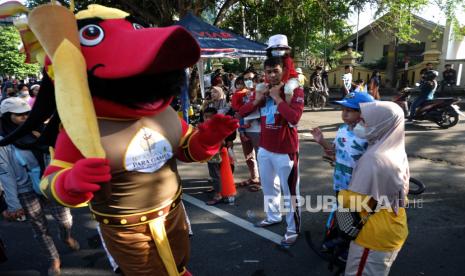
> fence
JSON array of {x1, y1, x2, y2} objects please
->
[{"x1": 326, "y1": 60, "x2": 465, "y2": 90}]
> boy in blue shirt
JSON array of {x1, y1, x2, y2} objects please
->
[{"x1": 311, "y1": 92, "x2": 375, "y2": 192}]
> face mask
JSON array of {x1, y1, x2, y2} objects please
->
[
  {"x1": 271, "y1": 50, "x2": 286, "y2": 57},
  {"x1": 353, "y1": 123, "x2": 368, "y2": 139},
  {"x1": 244, "y1": 80, "x2": 254, "y2": 89}
]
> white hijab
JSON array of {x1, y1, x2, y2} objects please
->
[{"x1": 349, "y1": 101, "x2": 409, "y2": 214}]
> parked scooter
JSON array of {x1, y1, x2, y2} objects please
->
[{"x1": 393, "y1": 87, "x2": 463, "y2": 128}]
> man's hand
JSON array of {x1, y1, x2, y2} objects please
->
[
  {"x1": 253, "y1": 88, "x2": 266, "y2": 105},
  {"x1": 269, "y1": 83, "x2": 284, "y2": 104}
]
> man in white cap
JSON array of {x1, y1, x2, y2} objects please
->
[{"x1": 296, "y1": 68, "x2": 307, "y2": 87}]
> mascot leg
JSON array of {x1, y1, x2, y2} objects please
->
[{"x1": 99, "y1": 205, "x2": 190, "y2": 276}]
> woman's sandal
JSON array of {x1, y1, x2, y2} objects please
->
[
  {"x1": 237, "y1": 179, "x2": 254, "y2": 187},
  {"x1": 206, "y1": 197, "x2": 223, "y2": 206},
  {"x1": 248, "y1": 184, "x2": 262, "y2": 192},
  {"x1": 204, "y1": 188, "x2": 215, "y2": 193}
]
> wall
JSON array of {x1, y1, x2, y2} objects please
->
[
  {"x1": 327, "y1": 64, "x2": 386, "y2": 89},
  {"x1": 361, "y1": 23, "x2": 443, "y2": 64}
]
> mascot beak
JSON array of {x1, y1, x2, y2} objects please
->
[{"x1": 80, "y1": 21, "x2": 200, "y2": 79}]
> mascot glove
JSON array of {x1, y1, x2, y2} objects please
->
[
  {"x1": 56, "y1": 158, "x2": 111, "y2": 204},
  {"x1": 197, "y1": 114, "x2": 239, "y2": 147}
]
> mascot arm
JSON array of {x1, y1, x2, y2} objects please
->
[
  {"x1": 177, "y1": 115, "x2": 239, "y2": 162},
  {"x1": 40, "y1": 130, "x2": 111, "y2": 207}
]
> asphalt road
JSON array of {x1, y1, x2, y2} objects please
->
[{"x1": 1, "y1": 105, "x2": 464, "y2": 276}]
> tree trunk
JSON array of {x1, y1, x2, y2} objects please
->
[
  {"x1": 385, "y1": 38, "x2": 397, "y2": 88},
  {"x1": 213, "y1": 0, "x2": 239, "y2": 26}
]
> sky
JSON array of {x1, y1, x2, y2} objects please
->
[{"x1": 348, "y1": 2, "x2": 465, "y2": 32}]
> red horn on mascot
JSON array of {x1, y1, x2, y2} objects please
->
[{"x1": 0, "y1": 3, "x2": 238, "y2": 275}]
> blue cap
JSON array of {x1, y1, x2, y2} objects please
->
[{"x1": 334, "y1": 92, "x2": 375, "y2": 109}]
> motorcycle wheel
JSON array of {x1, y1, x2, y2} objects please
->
[
  {"x1": 436, "y1": 106, "x2": 459, "y2": 129},
  {"x1": 305, "y1": 91, "x2": 313, "y2": 109},
  {"x1": 314, "y1": 93, "x2": 326, "y2": 110},
  {"x1": 409, "y1": 177, "x2": 426, "y2": 195}
]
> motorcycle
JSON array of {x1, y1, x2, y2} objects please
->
[
  {"x1": 306, "y1": 87, "x2": 328, "y2": 110},
  {"x1": 393, "y1": 87, "x2": 464, "y2": 129}
]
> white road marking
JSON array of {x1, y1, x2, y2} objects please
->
[{"x1": 183, "y1": 194, "x2": 282, "y2": 245}]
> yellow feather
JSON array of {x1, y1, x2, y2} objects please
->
[{"x1": 53, "y1": 40, "x2": 106, "y2": 158}]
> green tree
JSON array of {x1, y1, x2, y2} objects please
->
[
  {"x1": 26, "y1": 0, "x2": 240, "y2": 27},
  {"x1": 0, "y1": 26, "x2": 40, "y2": 78},
  {"x1": 371, "y1": 0, "x2": 428, "y2": 87},
  {"x1": 220, "y1": 0, "x2": 360, "y2": 67}
]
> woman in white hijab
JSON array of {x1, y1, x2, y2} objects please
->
[
  {"x1": 340, "y1": 101, "x2": 409, "y2": 276},
  {"x1": 203, "y1": 85, "x2": 230, "y2": 115}
]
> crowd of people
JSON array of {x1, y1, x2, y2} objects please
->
[
  {"x1": 185, "y1": 34, "x2": 411, "y2": 275},
  {"x1": 0, "y1": 33, "x2": 449, "y2": 276}
]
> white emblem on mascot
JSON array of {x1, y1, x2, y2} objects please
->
[{"x1": 124, "y1": 127, "x2": 173, "y2": 173}]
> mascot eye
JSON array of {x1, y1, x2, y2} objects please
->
[
  {"x1": 133, "y1": 23, "x2": 144, "y2": 30},
  {"x1": 79, "y1": 24, "x2": 104, "y2": 46}
]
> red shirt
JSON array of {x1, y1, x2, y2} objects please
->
[
  {"x1": 231, "y1": 88, "x2": 249, "y2": 112},
  {"x1": 239, "y1": 86, "x2": 304, "y2": 153}
]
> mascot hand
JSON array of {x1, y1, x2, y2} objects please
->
[
  {"x1": 55, "y1": 158, "x2": 111, "y2": 205},
  {"x1": 197, "y1": 114, "x2": 239, "y2": 146}
]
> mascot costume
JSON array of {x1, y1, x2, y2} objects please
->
[{"x1": 0, "y1": 2, "x2": 238, "y2": 275}]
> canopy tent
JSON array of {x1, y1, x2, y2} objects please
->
[
  {"x1": 175, "y1": 13, "x2": 267, "y2": 121},
  {"x1": 176, "y1": 12, "x2": 267, "y2": 58}
]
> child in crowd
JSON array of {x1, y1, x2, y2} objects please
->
[
  {"x1": 231, "y1": 75, "x2": 247, "y2": 135},
  {"x1": 311, "y1": 92, "x2": 375, "y2": 192},
  {"x1": 310, "y1": 92, "x2": 374, "y2": 261},
  {"x1": 231, "y1": 71, "x2": 261, "y2": 191},
  {"x1": 204, "y1": 107, "x2": 237, "y2": 205},
  {"x1": 353, "y1": 79, "x2": 367, "y2": 92}
]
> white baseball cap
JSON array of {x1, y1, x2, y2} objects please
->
[
  {"x1": 1, "y1": 97, "x2": 31, "y2": 115},
  {"x1": 296, "y1": 68, "x2": 303, "y2": 74},
  {"x1": 266, "y1": 34, "x2": 291, "y2": 50},
  {"x1": 30, "y1": 84, "x2": 40, "y2": 90}
]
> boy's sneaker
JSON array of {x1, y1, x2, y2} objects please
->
[
  {"x1": 337, "y1": 248, "x2": 349, "y2": 263},
  {"x1": 321, "y1": 240, "x2": 337, "y2": 252}
]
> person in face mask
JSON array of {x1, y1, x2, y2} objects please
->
[
  {"x1": 231, "y1": 71, "x2": 261, "y2": 191},
  {"x1": 0, "y1": 97, "x2": 80, "y2": 275},
  {"x1": 265, "y1": 34, "x2": 298, "y2": 83},
  {"x1": 340, "y1": 101, "x2": 410, "y2": 276},
  {"x1": 311, "y1": 92, "x2": 375, "y2": 193},
  {"x1": 239, "y1": 56, "x2": 305, "y2": 247}
]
